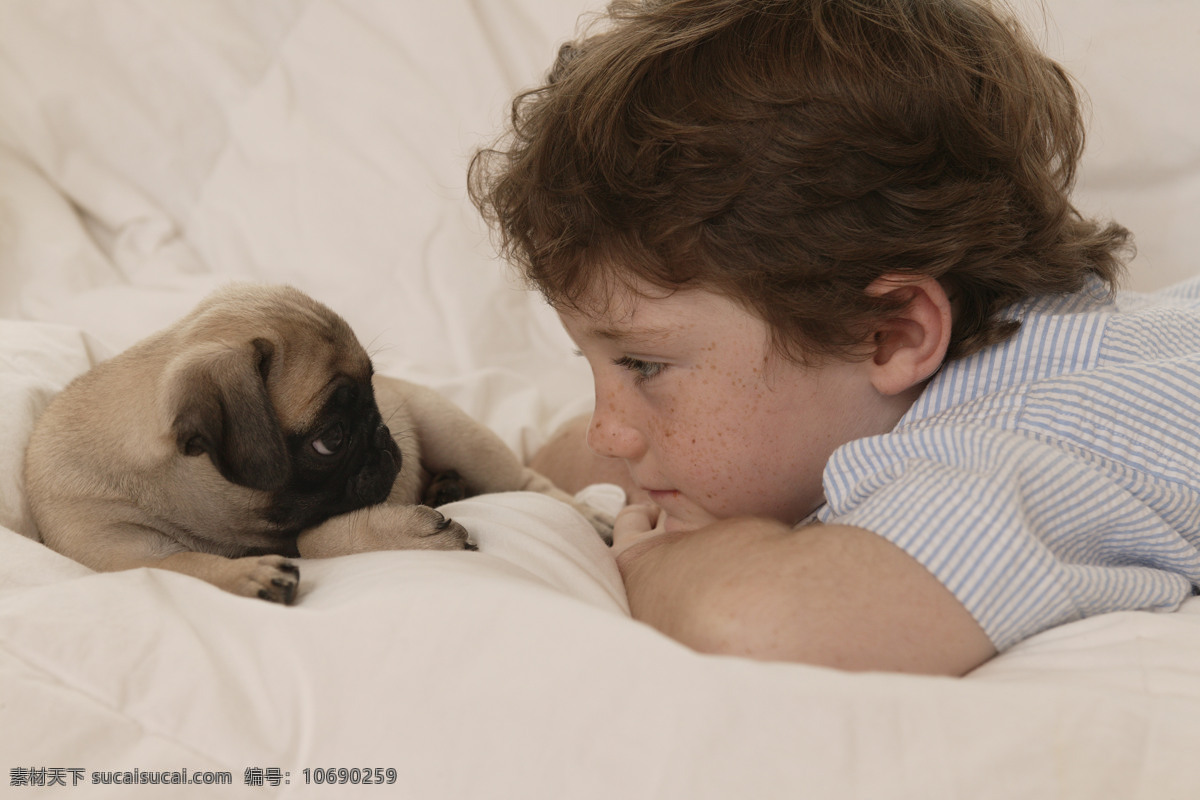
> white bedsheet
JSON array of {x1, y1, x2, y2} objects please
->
[{"x1": 2, "y1": 1, "x2": 1199, "y2": 797}]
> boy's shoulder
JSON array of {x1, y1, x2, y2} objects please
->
[
  {"x1": 819, "y1": 277, "x2": 1200, "y2": 650},
  {"x1": 1102, "y1": 276, "x2": 1200, "y2": 364}
]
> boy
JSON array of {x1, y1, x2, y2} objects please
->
[{"x1": 469, "y1": 0, "x2": 1200, "y2": 675}]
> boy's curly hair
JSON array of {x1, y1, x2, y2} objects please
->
[{"x1": 469, "y1": 0, "x2": 1132, "y2": 363}]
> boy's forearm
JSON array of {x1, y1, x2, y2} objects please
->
[{"x1": 616, "y1": 518, "x2": 996, "y2": 675}]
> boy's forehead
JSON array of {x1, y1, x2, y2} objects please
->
[{"x1": 558, "y1": 284, "x2": 714, "y2": 343}]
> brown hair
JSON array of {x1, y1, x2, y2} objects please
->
[{"x1": 469, "y1": 0, "x2": 1132, "y2": 363}]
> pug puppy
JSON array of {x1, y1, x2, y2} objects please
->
[{"x1": 24, "y1": 284, "x2": 612, "y2": 604}]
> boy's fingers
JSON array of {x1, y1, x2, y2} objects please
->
[
  {"x1": 613, "y1": 503, "x2": 657, "y2": 538},
  {"x1": 612, "y1": 503, "x2": 666, "y2": 557}
]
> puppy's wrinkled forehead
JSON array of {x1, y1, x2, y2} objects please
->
[
  {"x1": 192, "y1": 285, "x2": 374, "y2": 430},
  {"x1": 263, "y1": 297, "x2": 373, "y2": 431}
]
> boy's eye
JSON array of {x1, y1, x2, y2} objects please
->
[{"x1": 614, "y1": 356, "x2": 665, "y2": 384}]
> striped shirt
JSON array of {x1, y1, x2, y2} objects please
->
[{"x1": 817, "y1": 276, "x2": 1200, "y2": 651}]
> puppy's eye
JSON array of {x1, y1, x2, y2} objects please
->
[{"x1": 312, "y1": 423, "x2": 346, "y2": 456}]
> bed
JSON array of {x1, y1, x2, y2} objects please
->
[{"x1": 2, "y1": 1, "x2": 1198, "y2": 797}]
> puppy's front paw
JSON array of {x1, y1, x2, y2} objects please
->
[
  {"x1": 235, "y1": 555, "x2": 299, "y2": 604},
  {"x1": 297, "y1": 504, "x2": 474, "y2": 557},
  {"x1": 411, "y1": 504, "x2": 473, "y2": 551},
  {"x1": 518, "y1": 468, "x2": 616, "y2": 544},
  {"x1": 581, "y1": 507, "x2": 616, "y2": 545},
  {"x1": 423, "y1": 469, "x2": 469, "y2": 507}
]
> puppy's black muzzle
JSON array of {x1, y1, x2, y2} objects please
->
[
  {"x1": 266, "y1": 391, "x2": 402, "y2": 534},
  {"x1": 348, "y1": 422, "x2": 401, "y2": 506}
]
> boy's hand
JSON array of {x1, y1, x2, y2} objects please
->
[
  {"x1": 612, "y1": 503, "x2": 664, "y2": 557},
  {"x1": 612, "y1": 501, "x2": 717, "y2": 560}
]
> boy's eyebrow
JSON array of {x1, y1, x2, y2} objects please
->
[{"x1": 588, "y1": 324, "x2": 675, "y2": 345}]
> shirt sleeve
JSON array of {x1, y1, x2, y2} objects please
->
[{"x1": 819, "y1": 424, "x2": 1200, "y2": 651}]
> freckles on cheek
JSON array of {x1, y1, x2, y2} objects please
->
[
  {"x1": 654, "y1": 415, "x2": 735, "y2": 504},
  {"x1": 680, "y1": 375, "x2": 777, "y2": 512},
  {"x1": 647, "y1": 406, "x2": 677, "y2": 440}
]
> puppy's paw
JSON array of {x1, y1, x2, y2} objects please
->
[
  {"x1": 518, "y1": 468, "x2": 616, "y2": 544},
  {"x1": 297, "y1": 504, "x2": 473, "y2": 557},
  {"x1": 237, "y1": 555, "x2": 299, "y2": 604},
  {"x1": 423, "y1": 469, "x2": 469, "y2": 507},
  {"x1": 410, "y1": 504, "x2": 473, "y2": 551},
  {"x1": 580, "y1": 507, "x2": 616, "y2": 545},
  {"x1": 154, "y1": 551, "x2": 300, "y2": 604}
]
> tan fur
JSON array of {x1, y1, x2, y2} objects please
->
[{"x1": 24, "y1": 284, "x2": 612, "y2": 604}]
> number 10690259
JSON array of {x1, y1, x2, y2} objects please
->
[{"x1": 302, "y1": 767, "x2": 397, "y2": 785}]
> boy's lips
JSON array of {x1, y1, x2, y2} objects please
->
[{"x1": 645, "y1": 489, "x2": 680, "y2": 504}]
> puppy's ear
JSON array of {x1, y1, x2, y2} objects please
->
[{"x1": 169, "y1": 338, "x2": 290, "y2": 491}]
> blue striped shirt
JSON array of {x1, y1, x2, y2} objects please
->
[{"x1": 816, "y1": 276, "x2": 1200, "y2": 650}]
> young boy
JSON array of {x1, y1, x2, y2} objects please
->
[{"x1": 469, "y1": 0, "x2": 1200, "y2": 675}]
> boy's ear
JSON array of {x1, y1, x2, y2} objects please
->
[{"x1": 863, "y1": 275, "x2": 953, "y2": 396}]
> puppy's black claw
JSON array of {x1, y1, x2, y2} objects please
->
[
  {"x1": 275, "y1": 585, "x2": 298, "y2": 605},
  {"x1": 257, "y1": 587, "x2": 295, "y2": 604},
  {"x1": 255, "y1": 564, "x2": 299, "y2": 605},
  {"x1": 464, "y1": 541, "x2": 479, "y2": 552}
]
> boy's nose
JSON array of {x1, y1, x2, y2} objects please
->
[{"x1": 586, "y1": 399, "x2": 645, "y2": 462}]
